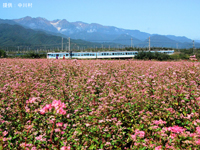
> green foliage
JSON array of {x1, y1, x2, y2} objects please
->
[
  {"x1": 19, "y1": 52, "x2": 46, "y2": 58},
  {"x1": 177, "y1": 48, "x2": 200, "y2": 58},
  {"x1": 0, "y1": 49, "x2": 7, "y2": 58},
  {"x1": 134, "y1": 51, "x2": 170, "y2": 61},
  {"x1": 169, "y1": 53, "x2": 190, "y2": 60}
]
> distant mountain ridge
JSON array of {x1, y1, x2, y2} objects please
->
[
  {"x1": 0, "y1": 16, "x2": 199, "y2": 48},
  {"x1": 0, "y1": 23, "x2": 109, "y2": 50}
]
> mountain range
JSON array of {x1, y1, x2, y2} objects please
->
[
  {"x1": 1, "y1": 16, "x2": 200, "y2": 49},
  {"x1": 0, "y1": 23, "x2": 106, "y2": 50}
]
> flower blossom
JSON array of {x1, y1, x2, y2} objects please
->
[
  {"x1": 167, "y1": 125, "x2": 185, "y2": 133},
  {"x1": 40, "y1": 100, "x2": 66, "y2": 115},
  {"x1": 155, "y1": 145, "x2": 162, "y2": 150},
  {"x1": 60, "y1": 146, "x2": 71, "y2": 150}
]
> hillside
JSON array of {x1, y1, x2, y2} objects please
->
[{"x1": 0, "y1": 24, "x2": 108, "y2": 50}]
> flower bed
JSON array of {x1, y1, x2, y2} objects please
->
[{"x1": 0, "y1": 59, "x2": 200, "y2": 149}]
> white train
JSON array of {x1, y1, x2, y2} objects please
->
[{"x1": 47, "y1": 50, "x2": 174, "y2": 59}]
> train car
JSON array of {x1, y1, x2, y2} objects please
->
[
  {"x1": 47, "y1": 52, "x2": 70, "y2": 59},
  {"x1": 150, "y1": 50, "x2": 174, "y2": 55},
  {"x1": 47, "y1": 50, "x2": 174, "y2": 59},
  {"x1": 47, "y1": 51, "x2": 138, "y2": 59}
]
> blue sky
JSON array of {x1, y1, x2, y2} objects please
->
[{"x1": 1, "y1": 0, "x2": 200, "y2": 40}]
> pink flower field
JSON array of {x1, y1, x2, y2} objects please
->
[{"x1": 0, "y1": 59, "x2": 200, "y2": 149}]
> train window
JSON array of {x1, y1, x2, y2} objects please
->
[{"x1": 66, "y1": 54, "x2": 68, "y2": 56}]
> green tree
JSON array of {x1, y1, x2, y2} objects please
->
[{"x1": 0, "y1": 49, "x2": 7, "y2": 58}]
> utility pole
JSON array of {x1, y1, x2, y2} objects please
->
[
  {"x1": 62, "y1": 37, "x2": 63, "y2": 51},
  {"x1": 193, "y1": 40, "x2": 195, "y2": 54},
  {"x1": 149, "y1": 37, "x2": 150, "y2": 51},
  {"x1": 176, "y1": 43, "x2": 179, "y2": 52},
  {"x1": 69, "y1": 37, "x2": 71, "y2": 58},
  {"x1": 68, "y1": 37, "x2": 70, "y2": 52},
  {"x1": 109, "y1": 45, "x2": 110, "y2": 50},
  {"x1": 131, "y1": 38, "x2": 133, "y2": 48}
]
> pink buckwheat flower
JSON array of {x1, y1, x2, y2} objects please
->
[
  {"x1": 3, "y1": 131, "x2": 8, "y2": 136},
  {"x1": 40, "y1": 100, "x2": 66, "y2": 115},
  {"x1": 153, "y1": 119, "x2": 166, "y2": 125},
  {"x1": 60, "y1": 146, "x2": 71, "y2": 150},
  {"x1": 196, "y1": 139, "x2": 200, "y2": 145},
  {"x1": 196, "y1": 127, "x2": 200, "y2": 134},
  {"x1": 155, "y1": 145, "x2": 162, "y2": 150},
  {"x1": 56, "y1": 122, "x2": 63, "y2": 127},
  {"x1": 168, "y1": 125, "x2": 185, "y2": 133}
]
